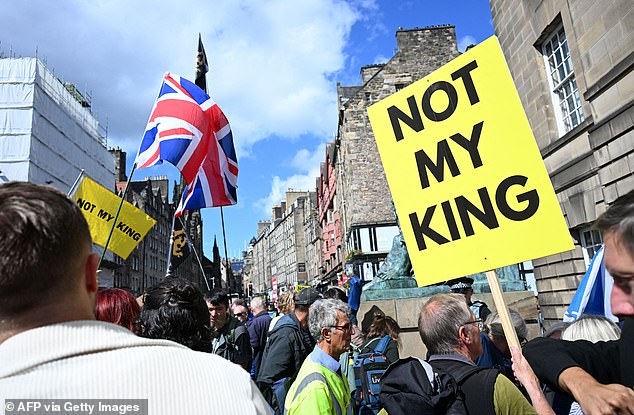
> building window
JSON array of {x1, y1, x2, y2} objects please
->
[
  {"x1": 580, "y1": 227, "x2": 603, "y2": 267},
  {"x1": 542, "y1": 25, "x2": 584, "y2": 134}
]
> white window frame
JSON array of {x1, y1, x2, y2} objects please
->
[
  {"x1": 542, "y1": 24, "x2": 585, "y2": 135},
  {"x1": 580, "y1": 227, "x2": 603, "y2": 268}
]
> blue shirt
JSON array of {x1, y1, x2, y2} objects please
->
[{"x1": 310, "y1": 345, "x2": 341, "y2": 374}]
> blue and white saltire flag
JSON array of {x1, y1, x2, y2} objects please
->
[{"x1": 564, "y1": 245, "x2": 617, "y2": 322}]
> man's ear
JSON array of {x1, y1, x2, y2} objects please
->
[
  {"x1": 321, "y1": 327, "x2": 331, "y2": 342},
  {"x1": 85, "y1": 252, "x2": 100, "y2": 294},
  {"x1": 458, "y1": 325, "x2": 471, "y2": 344}
]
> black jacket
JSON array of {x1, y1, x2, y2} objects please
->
[
  {"x1": 524, "y1": 317, "x2": 633, "y2": 391},
  {"x1": 380, "y1": 354, "x2": 498, "y2": 415},
  {"x1": 256, "y1": 312, "x2": 314, "y2": 396},
  {"x1": 247, "y1": 310, "x2": 272, "y2": 378}
]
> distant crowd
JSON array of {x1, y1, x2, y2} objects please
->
[{"x1": 0, "y1": 181, "x2": 632, "y2": 415}]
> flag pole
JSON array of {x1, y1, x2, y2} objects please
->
[
  {"x1": 98, "y1": 162, "x2": 138, "y2": 269},
  {"x1": 197, "y1": 33, "x2": 232, "y2": 293},
  {"x1": 164, "y1": 211, "x2": 178, "y2": 277},
  {"x1": 178, "y1": 216, "x2": 211, "y2": 291},
  {"x1": 67, "y1": 169, "x2": 85, "y2": 196},
  {"x1": 220, "y1": 206, "x2": 231, "y2": 292}
]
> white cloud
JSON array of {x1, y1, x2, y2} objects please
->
[
  {"x1": 458, "y1": 35, "x2": 477, "y2": 52},
  {"x1": 1, "y1": 0, "x2": 376, "y2": 156},
  {"x1": 291, "y1": 143, "x2": 327, "y2": 173},
  {"x1": 373, "y1": 54, "x2": 389, "y2": 64},
  {"x1": 256, "y1": 143, "x2": 325, "y2": 216}
]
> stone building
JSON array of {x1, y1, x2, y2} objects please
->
[
  {"x1": 268, "y1": 191, "x2": 310, "y2": 290},
  {"x1": 490, "y1": 0, "x2": 634, "y2": 325},
  {"x1": 302, "y1": 190, "x2": 323, "y2": 282},
  {"x1": 317, "y1": 142, "x2": 342, "y2": 285},
  {"x1": 251, "y1": 220, "x2": 272, "y2": 295},
  {"x1": 249, "y1": 191, "x2": 314, "y2": 298},
  {"x1": 335, "y1": 26, "x2": 461, "y2": 281},
  {"x1": 241, "y1": 242, "x2": 254, "y2": 297}
]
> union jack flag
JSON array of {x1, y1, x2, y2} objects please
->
[{"x1": 135, "y1": 73, "x2": 238, "y2": 216}]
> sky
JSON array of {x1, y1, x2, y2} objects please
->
[{"x1": 0, "y1": 0, "x2": 495, "y2": 259}]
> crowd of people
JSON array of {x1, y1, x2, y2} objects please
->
[{"x1": 0, "y1": 180, "x2": 633, "y2": 415}]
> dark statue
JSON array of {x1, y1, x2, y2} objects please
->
[{"x1": 363, "y1": 230, "x2": 418, "y2": 290}]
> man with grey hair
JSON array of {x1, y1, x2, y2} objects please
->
[
  {"x1": 257, "y1": 287, "x2": 322, "y2": 414},
  {"x1": 525, "y1": 189, "x2": 634, "y2": 415},
  {"x1": 247, "y1": 296, "x2": 272, "y2": 380},
  {"x1": 284, "y1": 299, "x2": 353, "y2": 415},
  {"x1": 382, "y1": 293, "x2": 547, "y2": 414},
  {"x1": 475, "y1": 309, "x2": 527, "y2": 387}
]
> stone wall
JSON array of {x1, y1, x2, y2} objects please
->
[
  {"x1": 358, "y1": 291, "x2": 539, "y2": 358},
  {"x1": 490, "y1": 0, "x2": 634, "y2": 325},
  {"x1": 337, "y1": 26, "x2": 460, "y2": 246}
]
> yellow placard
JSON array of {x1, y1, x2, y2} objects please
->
[
  {"x1": 367, "y1": 36, "x2": 573, "y2": 287},
  {"x1": 73, "y1": 176, "x2": 157, "y2": 260}
]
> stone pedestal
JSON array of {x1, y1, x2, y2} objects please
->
[{"x1": 357, "y1": 290, "x2": 539, "y2": 359}]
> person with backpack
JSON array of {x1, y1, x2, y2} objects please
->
[
  {"x1": 205, "y1": 290, "x2": 252, "y2": 371},
  {"x1": 353, "y1": 314, "x2": 400, "y2": 414},
  {"x1": 285, "y1": 298, "x2": 354, "y2": 415},
  {"x1": 247, "y1": 296, "x2": 272, "y2": 380},
  {"x1": 380, "y1": 294, "x2": 553, "y2": 415},
  {"x1": 359, "y1": 314, "x2": 401, "y2": 363},
  {"x1": 257, "y1": 287, "x2": 322, "y2": 414}
]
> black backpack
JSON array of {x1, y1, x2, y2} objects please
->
[{"x1": 380, "y1": 357, "x2": 493, "y2": 415}]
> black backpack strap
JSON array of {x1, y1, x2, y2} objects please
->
[{"x1": 431, "y1": 361, "x2": 485, "y2": 384}]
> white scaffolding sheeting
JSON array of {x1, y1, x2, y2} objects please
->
[{"x1": 0, "y1": 57, "x2": 114, "y2": 191}]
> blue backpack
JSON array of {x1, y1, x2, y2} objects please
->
[{"x1": 353, "y1": 335, "x2": 392, "y2": 415}]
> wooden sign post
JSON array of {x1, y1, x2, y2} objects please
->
[{"x1": 486, "y1": 270, "x2": 521, "y2": 350}]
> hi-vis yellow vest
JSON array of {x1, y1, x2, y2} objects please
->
[{"x1": 285, "y1": 355, "x2": 352, "y2": 415}]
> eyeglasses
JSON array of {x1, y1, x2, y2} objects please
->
[
  {"x1": 330, "y1": 324, "x2": 352, "y2": 333},
  {"x1": 462, "y1": 318, "x2": 483, "y2": 326},
  {"x1": 236, "y1": 312, "x2": 248, "y2": 317}
]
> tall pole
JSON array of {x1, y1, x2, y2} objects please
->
[
  {"x1": 220, "y1": 206, "x2": 231, "y2": 292},
  {"x1": 179, "y1": 216, "x2": 211, "y2": 291},
  {"x1": 164, "y1": 210, "x2": 178, "y2": 277},
  {"x1": 67, "y1": 169, "x2": 85, "y2": 196},
  {"x1": 98, "y1": 163, "x2": 138, "y2": 269},
  {"x1": 197, "y1": 34, "x2": 231, "y2": 293}
]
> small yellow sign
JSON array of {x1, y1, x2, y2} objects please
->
[
  {"x1": 367, "y1": 36, "x2": 573, "y2": 287},
  {"x1": 73, "y1": 176, "x2": 157, "y2": 260}
]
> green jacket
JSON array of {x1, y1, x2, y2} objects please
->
[{"x1": 285, "y1": 348, "x2": 352, "y2": 415}]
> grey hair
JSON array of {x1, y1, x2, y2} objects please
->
[
  {"x1": 250, "y1": 296, "x2": 266, "y2": 311},
  {"x1": 309, "y1": 298, "x2": 350, "y2": 342},
  {"x1": 596, "y1": 190, "x2": 634, "y2": 254},
  {"x1": 485, "y1": 309, "x2": 528, "y2": 341},
  {"x1": 561, "y1": 315, "x2": 621, "y2": 342},
  {"x1": 543, "y1": 321, "x2": 570, "y2": 338},
  {"x1": 418, "y1": 294, "x2": 472, "y2": 355}
]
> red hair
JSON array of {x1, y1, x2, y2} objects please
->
[{"x1": 95, "y1": 288, "x2": 141, "y2": 331}]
